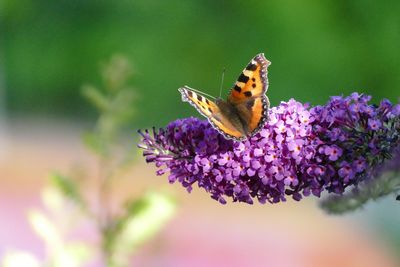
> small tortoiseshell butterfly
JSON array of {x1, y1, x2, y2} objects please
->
[{"x1": 179, "y1": 53, "x2": 271, "y2": 141}]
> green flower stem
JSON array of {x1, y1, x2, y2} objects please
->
[{"x1": 320, "y1": 171, "x2": 400, "y2": 214}]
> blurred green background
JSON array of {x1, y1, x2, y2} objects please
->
[
  {"x1": 1, "y1": 1, "x2": 400, "y2": 266},
  {"x1": 2, "y1": 0, "x2": 400, "y2": 128}
]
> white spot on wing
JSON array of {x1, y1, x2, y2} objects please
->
[{"x1": 243, "y1": 70, "x2": 253, "y2": 77}]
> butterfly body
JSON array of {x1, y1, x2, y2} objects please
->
[
  {"x1": 214, "y1": 98, "x2": 247, "y2": 134},
  {"x1": 179, "y1": 53, "x2": 271, "y2": 141}
]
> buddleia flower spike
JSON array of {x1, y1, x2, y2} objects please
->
[{"x1": 139, "y1": 93, "x2": 400, "y2": 206}]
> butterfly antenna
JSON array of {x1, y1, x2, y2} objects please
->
[{"x1": 219, "y1": 68, "x2": 226, "y2": 99}]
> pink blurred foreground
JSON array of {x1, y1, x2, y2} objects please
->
[{"x1": 0, "y1": 119, "x2": 398, "y2": 267}]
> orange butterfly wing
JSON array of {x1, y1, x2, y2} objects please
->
[
  {"x1": 228, "y1": 53, "x2": 271, "y2": 135},
  {"x1": 179, "y1": 86, "x2": 246, "y2": 140}
]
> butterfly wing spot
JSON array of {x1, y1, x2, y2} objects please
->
[
  {"x1": 179, "y1": 87, "x2": 214, "y2": 116},
  {"x1": 238, "y1": 73, "x2": 250, "y2": 83},
  {"x1": 226, "y1": 53, "x2": 271, "y2": 137},
  {"x1": 246, "y1": 99, "x2": 255, "y2": 110},
  {"x1": 244, "y1": 91, "x2": 252, "y2": 97},
  {"x1": 243, "y1": 70, "x2": 254, "y2": 77},
  {"x1": 246, "y1": 62, "x2": 257, "y2": 71},
  {"x1": 228, "y1": 53, "x2": 270, "y2": 104}
]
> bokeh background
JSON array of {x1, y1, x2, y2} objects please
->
[{"x1": 1, "y1": 1, "x2": 400, "y2": 266}]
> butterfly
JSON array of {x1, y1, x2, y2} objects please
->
[{"x1": 178, "y1": 53, "x2": 271, "y2": 141}]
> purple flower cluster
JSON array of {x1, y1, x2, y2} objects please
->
[{"x1": 139, "y1": 93, "x2": 400, "y2": 204}]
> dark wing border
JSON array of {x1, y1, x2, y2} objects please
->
[
  {"x1": 248, "y1": 53, "x2": 271, "y2": 136},
  {"x1": 248, "y1": 95, "x2": 270, "y2": 137}
]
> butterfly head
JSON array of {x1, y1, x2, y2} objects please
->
[{"x1": 215, "y1": 97, "x2": 224, "y2": 105}]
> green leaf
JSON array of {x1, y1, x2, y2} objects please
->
[
  {"x1": 28, "y1": 209, "x2": 62, "y2": 248},
  {"x1": 108, "y1": 88, "x2": 135, "y2": 123},
  {"x1": 82, "y1": 131, "x2": 107, "y2": 157},
  {"x1": 81, "y1": 84, "x2": 109, "y2": 112},
  {"x1": 104, "y1": 192, "x2": 176, "y2": 267},
  {"x1": 320, "y1": 171, "x2": 400, "y2": 214},
  {"x1": 96, "y1": 88, "x2": 135, "y2": 140},
  {"x1": 121, "y1": 192, "x2": 176, "y2": 245},
  {"x1": 101, "y1": 54, "x2": 133, "y2": 92},
  {"x1": 49, "y1": 173, "x2": 85, "y2": 208},
  {"x1": 52, "y1": 242, "x2": 93, "y2": 267}
]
